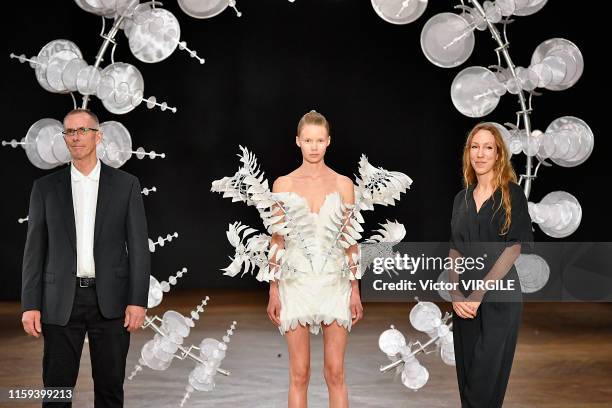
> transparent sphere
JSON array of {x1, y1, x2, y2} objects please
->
[
  {"x1": 199, "y1": 338, "x2": 222, "y2": 360},
  {"x1": 539, "y1": 56, "x2": 567, "y2": 88},
  {"x1": 148, "y1": 276, "x2": 163, "y2": 308},
  {"x1": 74, "y1": 0, "x2": 112, "y2": 16},
  {"x1": 436, "y1": 270, "x2": 452, "y2": 302},
  {"x1": 141, "y1": 339, "x2": 173, "y2": 371},
  {"x1": 51, "y1": 130, "x2": 71, "y2": 164},
  {"x1": 440, "y1": 336, "x2": 455, "y2": 366},
  {"x1": 531, "y1": 38, "x2": 583, "y2": 91},
  {"x1": 178, "y1": 0, "x2": 230, "y2": 19},
  {"x1": 378, "y1": 326, "x2": 406, "y2": 356},
  {"x1": 538, "y1": 130, "x2": 555, "y2": 159},
  {"x1": 154, "y1": 333, "x2": 180, "y2": 354},
  {"x1": 74, "y1": 0, "x2": 135, "y2": 17},
  {"x1": 529, "y1": 191, "x2": 582, "y2": 238},
  {"x1": 99, "y1": 121, "x2": 132, "y2": 168},
  {"x1": 494, "y1": 67, "x2": 511, "y2": 83},
  {"x1": 161, "y1": 310, "x2": 191, "y2": 339},
  {"x1": 516, "y1": 66, "x2": 539, "y2": 91},
  {"x1": 409, "y1": 301, "x2": 442, "y2": 333},
  {"x1": 545, "y1": 116, "x2": 594, "y2": 167},
  {"x1": 451, "y1": 66, "x2": 504, "y2": 117},
  {"x1": 521, "y1": 129, "x2": 542, "y2": 157},
  {"x1": 127, "y1": 7, "x2": 181, "y2": 63},
  {"x1": 62, "y1": 58, "x2": 88, "y2": 92},
  {"x1": 188, "y1": 368, "x2": 215, "y2": 391},
  {"x1": 401, "y1": 360, "x2": 429, "y2": 390},
  {"x1": 371, "y1": 0, "x2": 429, "y2": 25},
  {"x1": 96, "y1": 75, "x2": 115, "y2": 100},
  {"x1": 529, "y1": 62, "x2": 553, "y2": 88},
  {"x1": 46, "y1": 52, "x2": 81, "y2": 93},
  {"x1": 99, "y1": 62, "x2": 145, "y2": 114},
  {"x1": 211, "y1": 348, "x2": 226, "y2": 363},
  {"x1": 35, "y1": 39, "x2": 83, "y2": 93},
  {"x1": 496, "y1": 0, "x2": 516, "y2": 16},
  {"x1": 505, "y1": 76, "x2": 521, "y2": 95},
  {"x1": 507, "y1": 129, "x2": 524, "y2": 155},
  {"x1": 35, "y1": 120, "x2": 64, "y2": 167},
  {"x1": 514, "y1": 0, "x2": 547, "y2": 16},
  {"x1": 515, "y1": 254, "x2": 550, "y2": 293},
  {"x1": 421, "y1": 13, "x2": 474, "y2": 68},
  {"x1": 76, "y1": 66, "x2": 102, "y2": 96},
  {"x1": 483, "y1": 1, "x2": 502, "y2": 23},
  {"x1": 25, "y1": 118, "x2": 64, "y2": 169}
]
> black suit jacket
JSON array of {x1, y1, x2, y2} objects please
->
[{"x1": 21, "y1": 161, "x2": 151, "y2": 325}]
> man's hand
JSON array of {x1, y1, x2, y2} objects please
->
[
  {"x1": 22, "y1": 310, "x2": 42, "y2": 338},
  {"x1": 124, "y1": 305, "x2": 146, "y2": 332}
]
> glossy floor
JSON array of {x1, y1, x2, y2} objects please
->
[{"x1": 1, "y1": 289, "x2": 611, "y2": 407}]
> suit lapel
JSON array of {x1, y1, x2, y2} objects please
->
[
  {"x1": 94, "y1": 162, "x2": 113, "y2": 247},
  {"x1": 55, "y1": 166, "x2": 77, "y2": 252}
]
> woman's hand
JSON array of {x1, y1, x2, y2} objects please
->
[
  {"x1": 452, "y1": 301, "x2": 477, "y2": 319},
  {"x1": 267, "y1": 285, "x2": 282, "y2": 326},
  {"x1": 465, "y1": 300, "x2": 481, "y2": 315},
  {"x1": 350, "y1": 286, "x2": 364, "y2": 326}
]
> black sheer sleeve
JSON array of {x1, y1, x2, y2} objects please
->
[{"x1": 467, "y1": 183, "x2": 534, "y2": 302}]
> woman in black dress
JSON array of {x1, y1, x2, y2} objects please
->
[{"x1": 448, "y1": 123, "x2": 534, "y2": 407}]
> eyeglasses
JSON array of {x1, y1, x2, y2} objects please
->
[{"x1": 62, "y1": 127, "x2": 99, "y2": 137}]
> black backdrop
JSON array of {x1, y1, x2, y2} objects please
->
[{"x1": 1, "y1": 1, "x2": 607, "y2": 300}]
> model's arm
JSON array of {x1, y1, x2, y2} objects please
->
[
  {"x1": 339, "y1": 177, "x2": 359, "y2": 279},
  {"x1": 126, "y1": 176, "x2": 150, "y2": 306},
  {"x1": 21, "y1": 181, "x2": 46, "y2": 338},
  {"x1": 339, "y1": 176, "x2": 363, "y2": 325},
  {"x1": 267, "y1": 177, "x2": 288, "y2": 326},
  {"x1": 22, "y1": 181, "x2": 46, "y2": 312}
]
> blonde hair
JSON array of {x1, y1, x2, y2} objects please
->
[
  {"x1": 297, "y1": 110, "x2": 330, "y2": 137},
  {"x1": 462, "y1": 123, "x2": 517, "y2": 235}
]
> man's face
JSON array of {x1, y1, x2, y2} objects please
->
[{"x1": 63, "y1": 113, "x2": 101, "y2": 161}]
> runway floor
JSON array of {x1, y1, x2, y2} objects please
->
[{"x1": 1, "y1": 288, "x2": 611, "y2": 407}]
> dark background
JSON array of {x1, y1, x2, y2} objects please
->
[{"x1": 1, "y1": 1, "x2": 607, "y2": 300}]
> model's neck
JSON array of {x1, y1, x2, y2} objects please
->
[
  {"x1": 72, "y1": 155, "x2": 98, "y2": 176},
  {"x1": 299, "y1": 159, "x2": 327, "y2": 176}
]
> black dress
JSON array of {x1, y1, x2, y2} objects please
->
[{"x1": 449, "y1": 181, "x2": 534, "y2": 408}]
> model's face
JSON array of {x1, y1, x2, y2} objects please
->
[
  {"x1": 469, "y1": 129, "x2": 498, "y2": 176},
  {"x1": 63, "y1": 113, "x2": 101, "y2": 161},
  {"x1": 296, "y1": 124, "x2": 330, "y2": 163}
]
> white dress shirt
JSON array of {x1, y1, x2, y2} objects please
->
[{"x1": 71, "y1": 159, "x2": 101, "y2": 278}]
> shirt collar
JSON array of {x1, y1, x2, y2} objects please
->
[{"x1": 71, "y1": 159, "x2": 101, "y2": 182}]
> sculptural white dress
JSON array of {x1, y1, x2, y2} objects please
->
[
  {"x1": 272, "y1": 191, "x2": 352, "y2": 334},
  {"x1": 211, "y1": 146, "x2": 412, "y2": 335}
]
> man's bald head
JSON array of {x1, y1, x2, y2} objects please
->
[{"x1": 63, "y1": 109, "x2": 99, "y2": 128}]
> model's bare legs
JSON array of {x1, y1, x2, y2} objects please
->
[
  {"x1": 286, "y1": 324, "x2": 311, "y2": 408},
  {"x1": 322, "y1": 322, "x2": 349, "y2": 408}
]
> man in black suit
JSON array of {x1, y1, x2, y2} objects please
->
[{"x1": 21, "y1": 108, "x2": 151, "y2": 407}]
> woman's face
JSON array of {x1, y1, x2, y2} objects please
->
[
  {"x1": 469, "y1": 129, "x2": 499, "y2": 176},
  {"x1": 296, "y1": 124, "x2": 330, "y2": 163}
]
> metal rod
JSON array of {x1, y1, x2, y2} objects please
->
[
  {"x1": 81, "y1": 1, "x2": 137, "y2": 109},
  {"x1": 468, "y1": 0, "x2": 534, "y2": 199}
]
